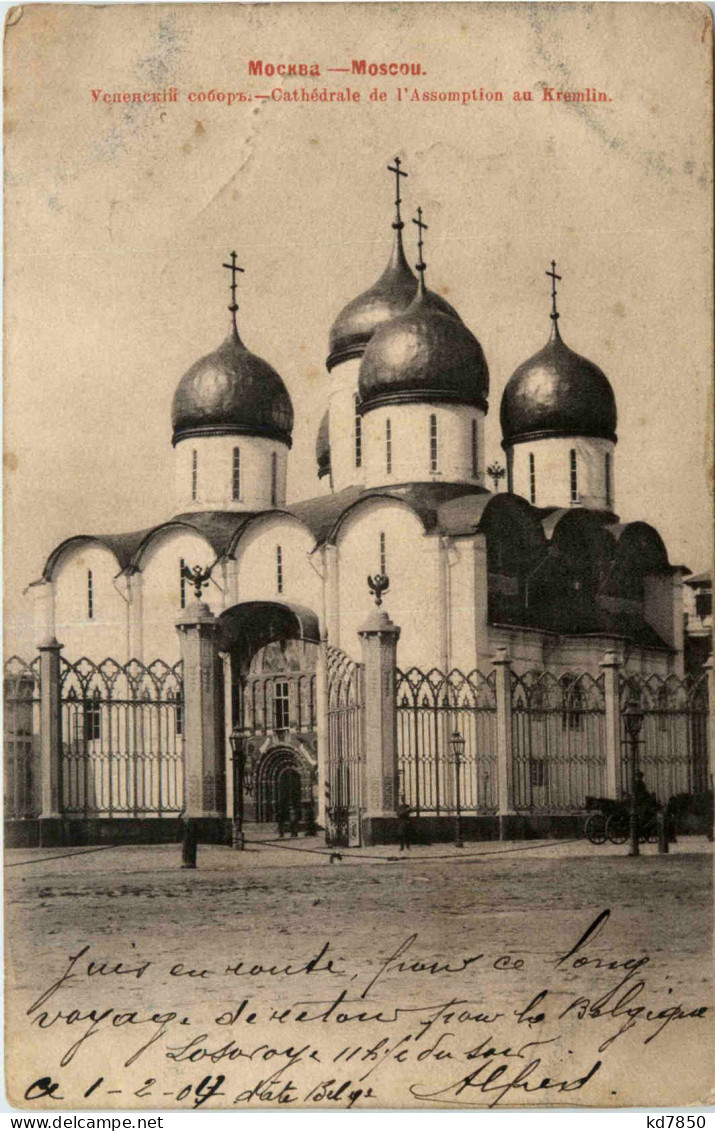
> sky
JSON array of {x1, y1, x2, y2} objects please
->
[{"x1": 4, "y1": 2, "x2": 713, "y2": 657}]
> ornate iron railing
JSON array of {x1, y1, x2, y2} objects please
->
[
  {"x1": 3, "y1": 656, "x2": 41, "y2": 819},
  {"x1": 60, "y1": 656, "x2": 184, "y2": 818},
  {"x1": 619, "y1": 672, "x2": 710, "y2": 802},
  {"x1": 511, "y1": 670, "x2": 607, "y2": 812},
  {"x1": 326, "y1": 645, "x2": 365, "y2": 844},
  {"x1": 395, "y1": 667, "x2": 498, "y2": 814}
]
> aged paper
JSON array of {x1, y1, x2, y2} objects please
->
[{"x1": 3, "y1": 1, "x2": 713, "y2": 1113}]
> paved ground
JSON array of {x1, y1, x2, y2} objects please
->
[{"x1": 4, "y1": 835, "x2": 713, "y2": 1112}]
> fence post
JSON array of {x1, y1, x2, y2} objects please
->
[
  {"x1": 492, "y1": 647, "x2": 515, "y2": 837},
  {"x1": 316, "y1": 634, "x2": 329, "y2": 831},
  {"x1": 38, "y1": 636, "x2": 63, "y2": 840},
  {"x1": 176, "y1": 599, "x2": 226, "y2": 841},
  {"x1": 358, "y1": 605, "x2": 401, "y2": 845},
  {"x1": 600, "y1": 650, "x2": 622, "y2": 799}
]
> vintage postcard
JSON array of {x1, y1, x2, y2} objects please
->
[{"x1": 3, "y1": 1, "x2": 713, "y2": 1113}]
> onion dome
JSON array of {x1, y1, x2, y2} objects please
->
[
  {"x1": 326, "y1": 157, "x2": 458, "y2": 372},
  {"x1": 358, "y1": 207, "x2": 489, "y2": 413},
  {"x1": 316, "y1": 410, "x2": 331, "y2": 479},
  {"x1": 172, "y1": 253, "x2": 293, "y2": 447},
  {"x1": 500, "y1": 320, "x2": 617, "y2": 447}
]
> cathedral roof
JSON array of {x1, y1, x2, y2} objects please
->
[
  {"x1": 500, "y1": 320, "x2": 617, "y2": 447},
  {"x1": 358, "y1": 285, "x2": 489, "y2": 413},
  {"x1": 316, "y1": 410, "x2": 331, "y2": 479},
  {"x1": 172, "y1": 323, "x2": 293, "y2": 447}
]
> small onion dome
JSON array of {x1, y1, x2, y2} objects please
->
[
  {"x1": 500, "y1": 322, "x2": 617, "y2": 446},
  {"x1": 172, "y1": 324, "x2": 294, "y2": 447},
  {"x1": 316, "y1": 410, "x2": 331, "y2": 479},
  {"x1": 358, "y1": 287, "x2": 489, "y2": 413},
  {"x1": 326, "y1": 235, "x2": 459, "y2": 372}
]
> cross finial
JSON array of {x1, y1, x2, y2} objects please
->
[
  {"x1": 546, "y1": 259, "x2": 561, "y2": 322},
  {"x1": 222, "y1": 251, "x2": 245, "y2": 335},
  {"x1": 412, "y1": 207, "x2": 428, "y2": 291},
  {"x1": 387, "y1": 156, "x2": 408, "y2": 231}
]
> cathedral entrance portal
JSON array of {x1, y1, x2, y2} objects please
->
[{"x1": 255, "y1": 746, "x2": 312, "y2": 824}]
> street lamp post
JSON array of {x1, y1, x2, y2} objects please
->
[
  {"x1": 624, "y1": 696, "x2": 644, "y2": 858},
  {"x1": 451, "y1": 730, "x2": 465, "y2": 848},
  {"x1": 229, "y1": 727, "x2": 246, "y2": 851}
]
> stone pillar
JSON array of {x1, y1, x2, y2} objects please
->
[
  {"x1": 493, "y1": 647, "x2": 516, "y2": 837},
  {"x1": 324, "y1": 544, "x2": 340, "y2": 647},
  {"x1": 38, "y1": 637, "x2": 63, "y2": 841},
  {"x1": 473, "y1": 534, "x2": 490, "y2": 670},
  {"x1": 176, "y1": 600, "x2": 226, "y2": 840},
  {"x1": 600, "y1": 650, "x2": 622, "y2": 799},
  {"x1": 316, "y1": 634, "x2": 329, "y2": 830},
  {"x1": 222, "y1": 652, "x2": 235, "y2": 820},
  {"x1": 127, "y1": 572, "x2": 143, "y2": 661},
  {"x1": 359, "y1": 606, "x2": 401, "y2": 845}
]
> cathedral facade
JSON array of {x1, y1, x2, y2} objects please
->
[{"x1": 27, "y1": 161, "x2": 688, "y2": 835}]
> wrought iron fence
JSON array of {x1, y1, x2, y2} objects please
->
[
  {"x1": 396, "y1": 667, "x2": 498, "y2": 814},
  {"x1": 619, "y1": 672, "x2": 710, "y2": 802},
  {"x1": 511, "y1": 670, "x2": 607, "y2": 812},
  {"x1": 60, "y1": 657, "x2": 184, "y2": 818},
  {"x1": 3, "y1": 656, "x2": 41, "y2": 819},
  {"x1": 326, "y1": 645, "x2": 365, "y2": 845}
]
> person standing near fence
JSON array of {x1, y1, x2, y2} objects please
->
[{"x1": 397, "y1": 797, "x2": 412, "y2": 851}]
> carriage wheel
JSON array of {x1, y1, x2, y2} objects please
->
[
  {"x1": 584, "y1": 813, "x2": 607, "y2": 845},
  {"x1": 606, "y1": 812, "x2": 629, "y2": 844}
]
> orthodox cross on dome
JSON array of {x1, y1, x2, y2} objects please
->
[
  {"x1": 412, "y1": 206, "x2": 428, "y2": 291},
  {"x1": 222, "y1": 250, "x2": 245, "y2": 335},
  {"x1": 546, "y1": 259, "x2": 561, "y2": 323},
  {"x1": 387, "y1": 156, "x2": 408, "y2": 231}
]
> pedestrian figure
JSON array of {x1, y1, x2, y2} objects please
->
[
  {"x1": 397, "y1": 797, "x2": 411, "y2": 851},
  {"x1": 277, "y1": 805, "x2": 288, "y2": 839},
  {"x1": 289, "y1": 804, "x2": 300, "y2": 838}
]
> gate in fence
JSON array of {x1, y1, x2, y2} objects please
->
[
  {"x1": 3, "y1": 656, "x2": 41, "y2": 820},
  {"x1": 326, "y1": 645, "x2": 364, "y2": 846},
  {"x1": 395, "y1": 667, "x2": 498, "y2": 814},
  {"x1": 511, "y1": 670, "x2": 607, "y2": 812},
  {"x1": 619, "y1": 672, "x2": 710, "y2": 803},
  {"x1": 60, "y1": 656, "x2": 184, "y2": 818}
]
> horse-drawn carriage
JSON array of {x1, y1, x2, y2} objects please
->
[{"x1": 583, "y1": 795, "x2": 660, "y2": 845}]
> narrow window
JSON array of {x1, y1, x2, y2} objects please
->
[
  {"x1": 379, "y1": 531, "x2": 387, "y2": 575},
  {"x1": 529, "y1": 452, "x2": 536, "y2": 505},
  {"x1": 232, "y1": 447, "x2": 240, "y2": 501},
  {"x1": 191, "y1": 449, "x2": 198, "y2": 501},
  {"x1": 569, "y1": 449, "x2": 578, "y2": 502},
  {"x1": 274, "y1": 680, "x2": 290, "y2": 729},
  {"x1": 604, "y1": 451, "x2": 612, "y2": 508},
  {"x1": 270, "y1": 452, "x2": 278, "y2": 505},
  {"x1": 85, "y1": 688, "x2": 101, "y2": 742},
  {"x1": 87, "y1": 570, "x2": 94, "y2": 620},
  {"x1": 354, "y1": 395, "x2": 362, "y2": 468},
  {"x1": 179, "y1": 558, "x2": 186, "y2": 610},
  {"x1": 430, "y1": 414, "x2": 438, "y2": 473},
  {"x1": 386, "y1": 418, "x2": 392, "y2": 475},
  {"x1": 276, "y1": 545, "x2": 283, "y2": 594},
  {"x1": 471, "y1": 419, "x2": 479, "y2": 479}
]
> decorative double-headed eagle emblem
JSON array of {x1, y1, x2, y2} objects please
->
[{"x1": 367, "y1": 574, "x2": 390, "y2": 607}]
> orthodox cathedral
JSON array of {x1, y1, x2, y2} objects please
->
[{"x1": 29, "y1": 159, "x2": 686, "y2": 825}]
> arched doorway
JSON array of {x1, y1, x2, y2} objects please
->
[{"x1": 255, "y1": 746, "x2": 312, "y2": 824}]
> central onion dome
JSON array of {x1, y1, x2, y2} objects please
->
[
  {"x1": 358, "y1": 271, "x2": 489, "y2": 413},
  {"x1": 500, "y1": 320, "x2": 617, "y2": 446},
  {"x1": 316, "y1": 410, "x2": 331, "y2": 479},
  {"x1": 327, "y1": 157, "x2": 458, "y2": 371},
  {"x1": 172, "y1": 322, "x2": 294, "y2": 447}
]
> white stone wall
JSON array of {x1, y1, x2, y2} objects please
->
[
  {"x1": 174, "y1": 434, "x2": 288, "y2": 514},
  {"x1": 138, "y1": 528, "x2": 219, "y2": 662},
  {"x1": 328, "y1": 359, "x2": 365, "y2": 493},
  {"x1": 53, "y1": 542, "x2": 130, "y2": 662},
  {"x1": 510, "y1": 436, "x2": 616, "y2": 510},
  {"x1": 234, "y1": 514, "x2": 322, "y2": 615},
  {"x1": 333, "y1": 498, "x2": 441, "y2": 668},
  {"x1": 361, "y1": 402, "x2": 485, "y2": 489}
]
